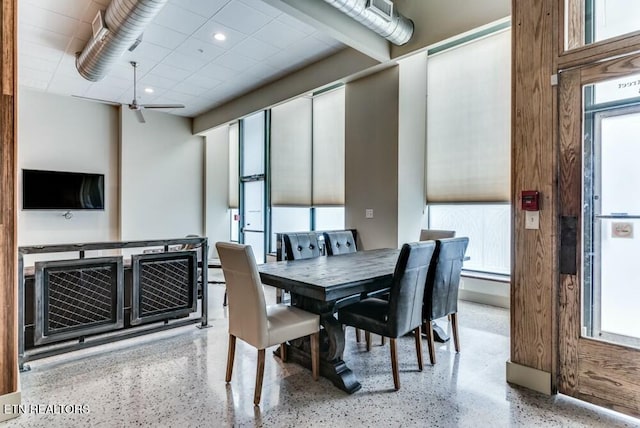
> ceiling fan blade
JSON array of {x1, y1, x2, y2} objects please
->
[
  {"x1": 134, "y1": 109, "x2": 146, "y2": 123},
  {"x1": 140, "y1": 103, "x2": 185, "y2": 109},
  {"x1": 72, "y1": 95, "x2": 121, "y2": 106}
]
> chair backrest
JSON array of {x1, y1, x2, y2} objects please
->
[
  {"x1": 179, "y1": 234, "x2": 206, "y2": 262},
  {"x1": 323, "y1": 231, "x2": 357, "y2": 256},
  {"x1": 216, "y1": 242, "x2": 268, "y2": 348},
  {"x1": 423, "y1": 237, "x2": 469, "y2": 321},
  {"x1": 419, "y1": 229, "x2": 456, "y2": 241},
  {"x1": 387, "y1": 241, "x2": 436, "y2": 337},
  {"x1": 283, "y1": 232, "x2": 321, "y2": 260}
]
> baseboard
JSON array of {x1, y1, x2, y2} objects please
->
[
  {"x1": 459, "y1": 289, "x2": 509, "y2": 308},
  {"x1": 506, "y1": 360, "x2": 552, "y2": 395},
  {"x1": 0, "y1": 389, "x2": 22, "y2": 423},
  {"x1": 459, "y1": 276, "x2": 510, "y2": 308}
]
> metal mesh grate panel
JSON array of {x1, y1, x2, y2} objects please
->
[
  {"x1": 139, "y1": 259, "x2": 191, "y2": 316},
  {"x1": 47, "y1": 267, "x2": 115, "y2": 332}
]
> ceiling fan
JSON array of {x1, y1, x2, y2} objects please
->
[{"x1": 74, "y1": 61, "x2": 185, "y2": 123}]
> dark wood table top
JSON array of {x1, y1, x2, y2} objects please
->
[{"x1": 258, "y1": 248, "x2": 400, "y2": 302}]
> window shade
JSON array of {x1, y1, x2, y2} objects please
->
[
  {"x1": 270, "y1": 97, "x2": 312, "y2": 206},
  {"x1": 228, "y1": 122, "x2": 239, "y2": 209},
  {"x1": 312, "y1": 87, "x2": 345, "y2": 206},
  {"x1": 426, "y1": 29, "x2": 511, "y2": 203}
]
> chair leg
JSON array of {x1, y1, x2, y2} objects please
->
[
  {"x1": 381, "y1": 335, "x2": 386, "y2": 346},
  {"x1": 310, "y1": 332, "x2": 319, "y2": 381},
  {"x1": 355, "y1": 328, "x2": 361, "y2": 343},
  {"x1": 254, "y1": 349, "x2": 266, "y2": 406},
  {"x1": 451, "y1": 312, "x2": 460, "y2": 353},
  {"x1": 425, "y1": 321, "x2": 436, "y2": 365},
  {"x1": 223, "y1": 290, "x2": 228, "y2": 307},
  {"x1": 280, "y1": 343, "x2": 287, "y2": 362},
  {"x1": 365, "y1": 331, "x2": 371, "y2": 351},
  {"x1": 390, "y1": 338, "x2": 400, "y2": 390},
  {"x1": 225, "y1": 334, "x2": 236, "y2": 382},
  {"x1": 413, "y1": 327, "x2": 423, "y2": 371}
]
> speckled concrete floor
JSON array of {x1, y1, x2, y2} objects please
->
[{"x1": 3, "y1": 280, "x2": 639, "y2": 428}]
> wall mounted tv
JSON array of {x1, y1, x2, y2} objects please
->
[{"x1": 22, "y1": 169, "x2": 105, "y2": 210}]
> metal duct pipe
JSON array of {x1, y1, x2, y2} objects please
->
[
  {"x1": 76, "y1": 0, "x2": 168, "y2": 82},
  {"x1": 322, "y1": 0, "x2": 413, "y2": 45}
]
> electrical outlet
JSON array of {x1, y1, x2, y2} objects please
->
[{"x1": 365, "y1": 209, "x2": 374, "y2": 219}]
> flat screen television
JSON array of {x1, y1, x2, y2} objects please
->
[{"x1": 22, "y1": 169, "x2": 105, "y2": 210}]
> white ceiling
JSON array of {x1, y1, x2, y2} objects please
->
[{"x1": 18, "y1": 0, "x2": 345, "y2": 117}]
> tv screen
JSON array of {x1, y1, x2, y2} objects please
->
[{"x1": 22, "y1": 169, "x2": 105, "y2": 210}]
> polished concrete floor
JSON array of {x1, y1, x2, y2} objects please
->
[{"x1": 3, "y1": 281, "x2": 640, "y2": 428}]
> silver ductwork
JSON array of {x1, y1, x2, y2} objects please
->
[
  {"x1": 76, "y1": 0, "x2": 168, "y2": 82},
  {"x1": 322, "y1": 0, "x2": 413, "y2": 45}
]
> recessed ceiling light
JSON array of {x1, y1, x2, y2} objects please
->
[
  {"x1": 144, "y1": 87, "x2": 154, "y2": 94},
  {"x1": 213, "y1": 32, "x2": 226, "y2": 41}
]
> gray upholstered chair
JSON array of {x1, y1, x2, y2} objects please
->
[
  {"x1": 323, "y1": 231, "x2": 357, "y2": 255},
  {"x1": 216, "y1": 242, "x2": 320, "y2": 405},
  {"x1": 277, "y1": 232, "x2": 322, "y2": 304},
  {"x1": 283, "y1": 232, "x2": 322, "y2": 260},
  {"x1": 322, "y1": 230, "x2": 369, "y2": 343},
  {"x1": 422, "y1": 237, "x2": 469, "y2": 365},
  {"x1": 419, "y1": 229, "x2": 456, "y2": 241},
  {"x1": 338, "y1": 241, "x2": 436, "y2": 390}
]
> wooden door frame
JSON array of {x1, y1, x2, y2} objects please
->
[
  {"x1": 0, "y1": 0, "x2": 18, "y2": 403},
  {"x1": 558, "y1": 52, "x2": 640, "y2": 418}
]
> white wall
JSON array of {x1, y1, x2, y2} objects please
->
[
  {"x1": 18, "y1": 90, "x2": 207, "y2": 262},
  {"x1": 459, "y1": 276, "x2": 510, "y2": 308},
  {"x1": 397, "y1": 53, "x2": 428, "y2": 245},
  {"x1": 204, "y1": 126, "x2": 230, "y2": 256},
  {"x1": 120, "y1": 108, "x2": 204, "y2": 240},
  {"x1": 18, "y1": 89, "x2": 119, "y2": 246}
]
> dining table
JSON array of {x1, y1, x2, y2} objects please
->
[{"x1": 257, "y1": 248, "x2": 400, "y2": 393}]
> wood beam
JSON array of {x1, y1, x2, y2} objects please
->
[
  {"x1": 510, "y1": 0, "x2": 557, "y2": 384},
  {"x1": 0, "y1": 0, "x2": 17, "y2": 398}
]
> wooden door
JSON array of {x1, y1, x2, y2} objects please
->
[{"x1": 558, "y1": 53, "x2": 640, "y2": 418}]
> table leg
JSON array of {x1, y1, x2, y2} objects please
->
[
  {"x1": 431, "y1": 322, "x2": 450, "y2": 343},
  {"x1": 276, "y1": 296, "x2": 361, "y2": 394}
]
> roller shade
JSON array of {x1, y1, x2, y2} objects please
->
[
  {"x1": 228, "y1": 122, "x2": 239, "y2": 209},
  {"x1": 312, "y1": 87, "x2": 345, "y2": 206},
  {"x1": 426, "y1": 30, "x2": 511, "y2": 203},
  {"x1": 270, "y1": 97, "x2": 313, "y2": 206}
]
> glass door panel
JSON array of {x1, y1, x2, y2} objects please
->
[
  {"x1": 243, "y1": 180, "x2": 264, "y2": 233},
  {"x1": 585, "y1": 106, "x2": 640, "y2": 347}
]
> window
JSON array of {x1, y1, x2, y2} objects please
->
[
  {"x1": 428, "y1": 204, "x2": 510, "y2": 275},
  {"x1": 240, "y1": 111, "x2": 267, "y2": 263},
  {"x1": 270, "y1": 207, "x2": 311, "y2": 250},
  {"x1": 228, "y1": 123, "x2": 239, "y2": 242},
  {"x1": 315, "y1": 207, "x2": 345, "y2": 231},
  {"x1": 426, "y1": 27, "x2": 511, "y2": 275},
  {"x1": 565, "y1": 0, "x2": 640, "y2": 50},
  {"x1": 269, "y1": 87, "x2": 346, "y2": 252}
]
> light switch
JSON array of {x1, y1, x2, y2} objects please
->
[
  {"x1": 365, "y1": 209, "x2": 374, "y2": 219},
  {"x1": 525, "y1": 211, "x2": 539, "y2": 230}
]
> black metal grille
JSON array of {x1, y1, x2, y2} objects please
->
[
  {"x1": 46, "y1": 266, "x2": 115, "y2": 333},
  {"x1": 139, "y1": 259, "x2": 191, "y2": 316}
]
